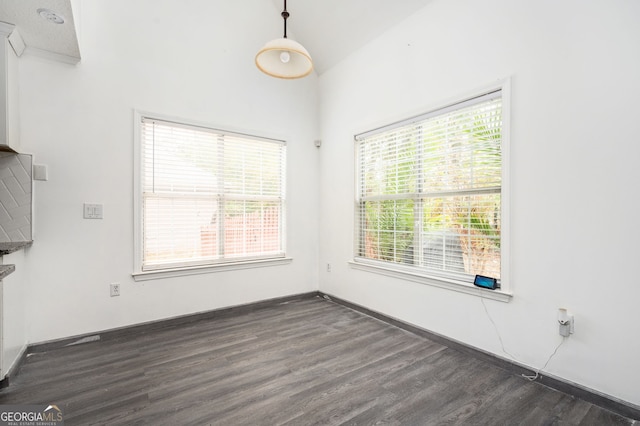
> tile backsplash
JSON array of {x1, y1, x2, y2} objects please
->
[{"x1": 0, "y1": 153, "x2": 32, "y2": 242}]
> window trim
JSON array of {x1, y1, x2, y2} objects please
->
[
  {"x1": 132, "y1": 257, "x2": 293, "y2": 282},
  {"x1": 348, "y1": 260, "x2": 512, "y2": 302},
  {"x1": 132, "y1": 110, "x2": 288, "y2": 279},
  {"x1": 352, "y1": 79, "x2": 511, "y2": 300}
]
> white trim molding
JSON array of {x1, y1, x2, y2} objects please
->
[
  {"x1": 133, "y1": 257, "x2": 293, "y2": 281},
  {"x1": 23, "y1": 46, "x2": 80, "y2": 65},
  {"x1": 349, "y1": 260, "x2": 512, "y2": 303}
]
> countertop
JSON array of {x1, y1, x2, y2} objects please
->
[
  {"x1": 0, "y1": 241, "x2": 33, "y2": 256},
  {"x1": 0, "y1": 264, "x2": 15, "y2": 280}
]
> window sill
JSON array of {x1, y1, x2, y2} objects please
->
[
  {"x1": 348, "y1": 260, "x2": 512, "y2": 303},
  {"x1": 133, "y1": 257, "x2": 293, "y2": 281}
]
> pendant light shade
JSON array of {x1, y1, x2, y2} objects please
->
[
  {"x1": 256, "y1": 38, "x2": 312, "y2": 79},
  {"x1": 256, "y1": 0, "x2": 313, "y2": 79}
]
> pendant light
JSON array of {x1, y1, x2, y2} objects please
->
[{"x1": 255, "y1": 0, "x2": 313, "y2": 79}]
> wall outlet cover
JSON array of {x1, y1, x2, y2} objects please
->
[{"x1": 110, "y1": 283, "x2": 120, "y2": 297}]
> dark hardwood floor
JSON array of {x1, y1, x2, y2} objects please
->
[{"x1": 0, "y1": 296, "x2": 634, "y2": 425}]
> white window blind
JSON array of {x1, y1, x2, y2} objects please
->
[
  {"x1": 140, "y1": 117, "x2": 286, "y2": 271},
  {"x1": 355, "y1": 90, "x2": 503, "y2": 282}
]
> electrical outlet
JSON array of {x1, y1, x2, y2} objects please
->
[
  {"x1": 558, "y1": 308, "x2": 574, "y2": 336},
  {"x1": 327, "y1": 263, "x2": 331, "y2": 272},
  {"x1": 110, "y1": 283, "x2": 120, "y2": 297}
]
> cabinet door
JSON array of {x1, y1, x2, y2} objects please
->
[
  {"x1": 0, "y1": 38, "x2": 7, "y2": 147},
  {"x1": 6, "y1": 37, "x2": 19, "y2": 152},
  {"x1": 0, "y1": 36, "x2": 19, "y2": 152}
]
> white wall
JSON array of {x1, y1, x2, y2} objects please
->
[
  {"x1": 318, "y1": 0, "x2": 640, "y2": 407},
  {"x1": 12, "y1": 0, "x2": 640, "y2": 409},
  {"x1": 18, "y1": 0, "x2": 319, "y2": 343}
]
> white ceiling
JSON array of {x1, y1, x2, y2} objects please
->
[
  {"x1": 0, "y1": 0, "x2": 432, "y2": 73},
  {"x1": 270, "y1": 0, "x2": 433, "y2": 73},
  {"x1": 0, "y1": 0, "x2": 80, "y2": 62}
]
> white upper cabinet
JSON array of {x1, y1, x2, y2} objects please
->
[{"x1": 0, "y1": 23, "x2": 20, "y2": 153}]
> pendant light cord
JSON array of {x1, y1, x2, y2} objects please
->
[{"x1": 281, "y1": 0, "x2": 289, "y2": 38}]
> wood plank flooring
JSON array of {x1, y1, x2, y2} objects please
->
[{"x1": 0, "y1": 296, "x2": 634, "y2": 425}]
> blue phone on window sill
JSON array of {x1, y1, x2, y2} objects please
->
[{"x1": 474, "y1": 275, "x2": 500, "y2": 290}]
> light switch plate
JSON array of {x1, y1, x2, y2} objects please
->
[{"x1": 83, "y1": 203, "x2": 103, "y2": 219}]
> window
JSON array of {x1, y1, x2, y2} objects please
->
[
  {"x1": 355, "y1": 89, "x2": 505, "y2": 287},
  {"x1": 136, "y1": 115, "x2": 286, "y2": 274}
]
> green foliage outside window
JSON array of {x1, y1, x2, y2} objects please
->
[{"x1": 358, "y1": 94, "x2": 502, "y2": 279}]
